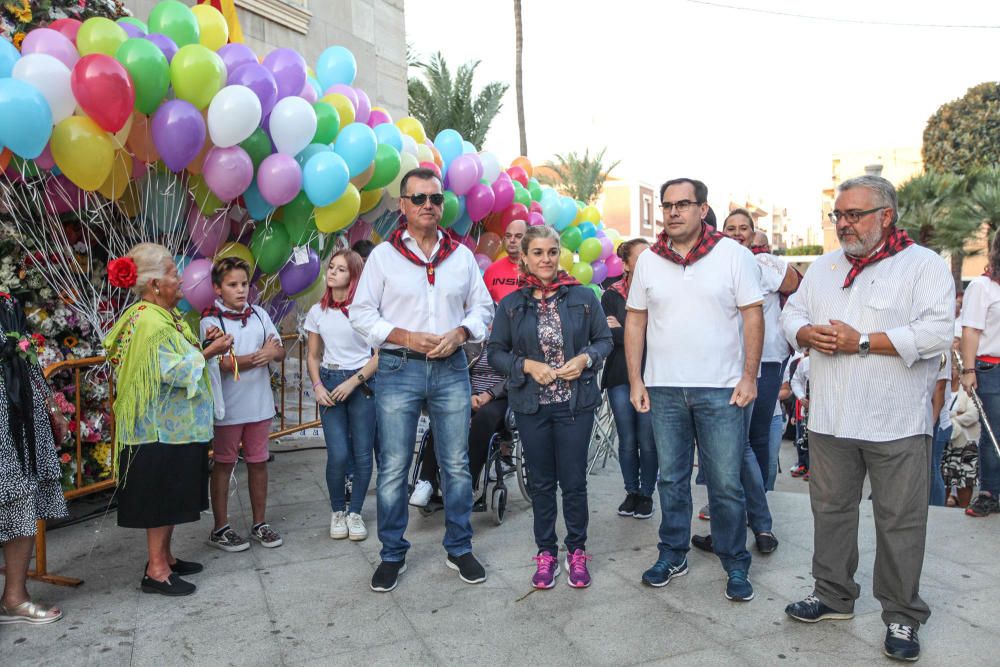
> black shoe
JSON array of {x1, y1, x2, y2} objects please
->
[
  {"x1": 691, "y1": 534, "x2": 714, "y2": 553},
  {"x1": 633, "y1": 495, "x2": 654, "y2": 519},
  {"x1": 370, "y1": 560, "x2": 406, "y2": 592},
  {"x1": 965, "y1": 492, "x2": 1000, "y2": 517},
  {"x1": 755, "y1": 532, "x2": 779, "y2": 554},
  {"x1": 617, "y1": 493, "x2": 638, "y2": 516},
  {"x1": 147, "y1": 559, "x2": 204, "y2": 576},
  {"x1": 141, "y1": 573, "x2": 196, "y2": 596},
  {"x1": 884, "y1": 623, "x2": 920, "y2": 661},
  {"x1": 785, "y1": 594, "x2": 854, "y2": 622},
  {"x1": 446, "y1": 552, "x2": 487, "y2": 584}
]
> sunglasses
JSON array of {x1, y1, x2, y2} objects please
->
[{"x1": 400, "y1": 193, "x2": 445, "y2": 207}]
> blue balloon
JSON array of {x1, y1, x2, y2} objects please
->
[
  {"x1": 244, "y1": 179, "x2": 275, "y2": 221},
  {"x1": 451, "y1": 212, "x2": 474, "y2": 237},
  {"x1": 578, "y1": 221, "x2": 597, "y2": 239},
  {"x1": 303, "y1": 151, "x2": 350, "y2": 207},
  {"x1": 316, "y1": 46, "x2": 357, "y2": 89},
  {"x1": 462, "y1": 140, "x2": 477, "y2": 155},
  {"x1": 333, "y1": 122, "x2": 377, "y2": 177},
  {"x1": 557, "y1": 196, "x2": 578, "y2": 230},
  {"x1": 0, "y1": 78, "x2": 52, "y2": 160},
  {"x1": 456, "y1": 194, "x2": 466, "y2": 222},
  {"x1": 373, "y1": 123, "x2": 403, "y2": 152},
  {"x1": 434, "y1": 128, "x2": 463, "y2": 165},
  {"x1": 307, "y1": 76, "x2": 323, "y2": 98},
  {"x1": 0, "y1": 37, "x2": 19, "y2": 78},
  {"x1": 295, "y1": 142, "x2": 331, "y2": 169}
]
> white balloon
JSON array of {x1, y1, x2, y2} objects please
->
[
  {"x1": 12, "y1": 53, "x2": 74, "y2": 123},
  {"x1": 269, "y1": 96, "x2": 317, "y2": 157},
  {"x1": 400, "y1": 133, "x2": 418, "y2": 157},
  {"x1": 388, "y1": 152, "x2": 419, "y2": 198},
  {"x1": 479, "y1": 151, "x2": 501, "y2": 184},
  {"x1": 208, "y1": 85, "x2": 261, "y2": 148}
]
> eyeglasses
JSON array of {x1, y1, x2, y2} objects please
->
[
  {"x1": 400, "y1": 193, "x2": 445, "y2": 207},
  {"x1": 828, "y1": 207, "x2": 886, "y2": 224},
  {"x1": 661, "y1": 199, "x2": 701, "y2": 213}
]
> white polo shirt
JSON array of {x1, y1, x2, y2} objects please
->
[
  {"x1": 303, "y1": 303, "x2": 372, "y2": 370},
  {"x1": 626, "y1": 237, "x2": 763, "y2": 388},
  {"x1": 960, "y1": 276, "x2": 1000, "y2": 356},
  {"x1": 756, "y1": 252, "x2": 791, "y2": 363}
]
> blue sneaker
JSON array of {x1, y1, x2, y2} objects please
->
[
  {"x1": 884, "y1": 623, "x2": 920, "y2": 662},
  {"x1": 641, "y1": 557, "x2": 688, "y2": 587},
  {"x1": 785, "y1": 594, "x2": 854, "y2": 622},
  {"x1": 725, "y1": 569, "x2": 754, "y2": 601}
]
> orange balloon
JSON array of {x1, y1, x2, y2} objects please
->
[
  {"x1": 511, "y1": 156, "x2": 533, "y2": 177},
  {"x1": 483, "y1": 211, "x2": 506, "y2": 237},
  {"x1": 127, "y1": 112, "x2": 159, "y2": 163},
  {"x1": 430, "y1": 144, "x2": 443, "y2": 168},
  {"x1": 476, "y1": 232, "x2": 501, "y2": 259},
  {"x1": 350, "y1": 162, "x2": 375, "y2": 189},
  {"x1": 0, "y1": 148, "x2": 10, "y2": 172}
]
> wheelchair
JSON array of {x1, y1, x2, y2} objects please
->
[{"x1": 408, "y1": 408, "x2": 531, "y2": 525}]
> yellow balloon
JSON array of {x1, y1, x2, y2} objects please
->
[
  {"x1": 316, "y1": 184, "x2": 361, "y2": 233},
  {"x1": 77, "y1": 17, "x2": 127, "y2": 56},
  {"x1": 217, "y1": 242, "x2": 254, "y2": 266},
  {"x1": 97, "y1": 151, "x2": 133, "y2": 201},
  {"x1": 581, "y1": 205, "x2": 601, "y2": 225},
  {"x1": 612, "y1": 237, "x2": 623, "y2": 250},
  {"x1": 559, "y1": 247, "x2": 574, "y2": 271},
  {"x1": 371, "y1": 231, "x2": 382, "y2": 244},
  {"x1": 191, "y1": 4, "x2": 229, "y2": 51},
  {"x1": 51, "y1": 117, "x2": 114, "y2": 191},
  {"x1": 256, "y1": 274, "x2": 282, "y2": 301},
  {"x1": 359, "y1": 187, "x2": 383, "y2": 214},
  {"x1": 111, "y1": 113, "x2": 134, "y2": 150},
  {"x1": 319, "y1": 93, "x2": 355, "y2": 128},
  {"x1": 189, "y1": 174, "x2": 223, "y2": 215},
  {"x1": 396, "y1": 116, "x2": 426, "y2": 144}
]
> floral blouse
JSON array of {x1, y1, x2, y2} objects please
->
[
  {"x1": 536, "y1": 299, "x2": 571, "y2": 404},
  {"x1": 125, "y1": 343, "x2": 214, "y2": 446}
]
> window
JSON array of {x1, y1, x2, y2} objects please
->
[
  {"x1": 236, "y1": 0, "x2": 311, "y2": 35},
  {"x1": 641, "y1": 193, "x2": 653, "y2": 234}
]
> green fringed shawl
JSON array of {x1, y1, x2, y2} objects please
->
[{"x1": 103, "y1": 302, "x2": 205, "y2": 475}]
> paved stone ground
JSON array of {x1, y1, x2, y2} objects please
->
[{"x1": 2, "y1": 438, "x2": 996, "y2": 666}]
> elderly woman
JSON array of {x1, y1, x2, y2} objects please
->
[
  {"x1": 104, "y1": 243, "x2": 232, "y2": 596},
  {"x1": 0, "y1": 292, "x2": 69, "y2": 625},
  {"x1": 489, "y1": 225, "x2": 613, "y2": 590}
]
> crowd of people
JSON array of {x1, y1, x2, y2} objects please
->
[{"x1": 2, "y1": 167, "x2": 993, "y2": 662}]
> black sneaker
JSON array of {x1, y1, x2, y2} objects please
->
[
  {"x1": 617, "y1": 493, "x2": 638, "y2": 517},
  {"x1": 141, "y1": 573, "x2": 196, "y2": 596},
  {"x1": 785, "y1": 594, "x2": 855, "y2": 622},
  {"x1": 755, "y1": 531, "x2": 779, "y2": 554},
  {"x1": 884, "y1": 623, "x2": 920, "y2": 661},
  {"x1": 691, "y1": 534, "x2": 714, "y2": 553},
  {"x1": 965, "y1": 492, "x2": 999, "y2": 517},
  {"x1": 370, "y1": 560, "x2": 406, "y2": 593},
  {"x1": 633, "y1": 495, "x2": 654, "y2": 519},
  {"x1": 446, "y1": 552, "x2": 487, "y2": 584}
]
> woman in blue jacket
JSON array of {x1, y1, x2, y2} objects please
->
[{"x1": 489, "y1": 225, "x2": 613, "y2": 591}]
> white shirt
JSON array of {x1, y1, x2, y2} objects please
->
[
  {"x1": 303, "y1": 303, "x2": 371, "y2": 370},
  {"x1": 790, "y1": 356, "x2": 810, "y2": 400},
  {"x1": 350, "y1": 230, "x2": 494, "y2": 348},
  {"x1": 780, "y1": 244, "x2": 954, "y2": 441},
  {"x1": 937, "y1": 353, "x2": 952, "y2": 431},
  {"x1": 200, "y1": 301, "x2": 279, "y2": 426},
  {"x1": 626, "y1": 237, "x2": 763, "y2": 388},
  {"x1": 756, "y1": 252, "x2": 791, "y2": 363},
  {"x1": 960, "y1": 276, "x2": 1000, "y2": 356}
]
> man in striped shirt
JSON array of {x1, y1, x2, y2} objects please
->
[{"x1": 780, "y1": 175, "x2": 954, "y2": 662}]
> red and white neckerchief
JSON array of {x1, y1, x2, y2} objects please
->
[
  {"x1": 387, "y1": 222, "x2": 458, "y2": 286},
  {"x1": 650, "y1": 222, "x2": 724, "y2": 266},
  {"x1": 842, "y1": 227, "x2": 914, "y2": 288}
]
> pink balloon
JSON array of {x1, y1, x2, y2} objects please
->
[
  {"x1": 35, "y1": 144, "x2": 56, "y2": 171},
  {"x1": 203, "y1": 146, "x2": 254, "y2": 202},
  {"x1": 181, "y1": 258, "x2": 216, "y2": 312},
  {"x1": 418, "y1": 161, "x2": 441, "y2": 181},
  {"x1": 187, "y1": 205, "x2": 229, "y2": 258},
  {"x1": 604, "y1": 254, "x2": 624, "y2": 278},
  {"x1": 465, "y1": 182, "x2": 495, "y2": 222},
  {"x1": 298, "y1": 79, "x2": 318, "y2": 104},
  {"x1": 591, "y1": 259, "x2": 608, "y2": 285},
  {"x1": 491, "y1": 173, "x2": 515, "y2": 213},
  {"x1": 132, "y1": 158, "x2": 148, "y2": 182},
  {"x1": 354, "y1": 88, "x2": 371, "y2": 124},
  {"x1": 21, "y1": 28, "x2": 79, "y2": 70},
  {"x1": 48, "y1": 19, "x2": 82, "y2": 45},
  {"x1": 367, "y1": 108, "x2": 392, "y2": 127},
  {"x1": 528, "y1": 211, "x2": 545, "y2": 227},
  {"x1": 474, "y1": 253, "x2": 492, "y2": 273},
  {"x1": 257, "y1": 153, "x2": 302, "y2": 207},
  {"x1": 325, "y1": 84, "x2": 359, "y2": 110},
  {"x1": 43, "y1": 175, "x2": 84, "y2": 215},
  {"x1": 529, "y1": 200, "x2": 543, "y2": 214},
  {"x1": 447, "y1": 154, "x2": 479, "y2": 196}
]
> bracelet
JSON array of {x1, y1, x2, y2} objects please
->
[
  {"x1": 961, "y1": 369, "x2": 976, "y2": 375},
  {"x1": 313, "y1": 380, "x2": 324, "y2": 389}
]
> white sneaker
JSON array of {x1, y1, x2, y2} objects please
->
[
  {"x1": 409, "y1": 480, "x2": 433, "y2": 507},
  {"x1": 330, "y1": 511, "x2": 348, "y2": 539},
  {"x1": 347, "y1": 512, "x2": 367, "y2": 541}
]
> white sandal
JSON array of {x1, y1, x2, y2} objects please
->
[{"x1": 0, "y1": 600, "x2": 63, "y2": 625}]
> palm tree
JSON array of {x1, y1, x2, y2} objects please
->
[
  {"x1": 407, "y1": 52, "x2": 509, "y2": 150},
  {"x1": 514, "y1": 0, "x2": 527, "y2": 156},
  {"x1": 538, "y1": 148, "x2": 621, "y2": 204}
]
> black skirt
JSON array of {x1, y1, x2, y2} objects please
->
[{"x1": 116, "y1": 442, "x2": 209, "y2": 529}]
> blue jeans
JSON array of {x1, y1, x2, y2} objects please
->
[
  {"x1": 749, "y1": 361, "x2": 784, "y2": 482},
  {"x1": 766, "y1": 412, "x2": 783, "y2": 491},
  {"x1": 516, "y1": 402, "x2": 595, "y2": 554},
  {"x1": 375, "y1": 351, "x2": 474, "y2": 562},
  {"x1": 929, "y1": 422, "x2": 951, "y2": 506},
  {"x1": 649, "y1": 387, "x2": 752, "y2": 573},
  {"x1": 975, "y1": 362, "x2": 1000, "y2": 495},
  {"x1": 608, "y1": 384, "x2": 657, "y2": 496},
  {"x1": 320, "y1": 368, "x2": 376, "y2": 515}
]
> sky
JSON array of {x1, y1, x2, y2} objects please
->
[{"x1": 404, "y1": 0, "x2": 1000, "y2": 236}]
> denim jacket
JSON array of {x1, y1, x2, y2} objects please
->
[{"x1": 488, "y1": 284, "x2": 613, "y2": 415}]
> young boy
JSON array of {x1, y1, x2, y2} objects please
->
[{"x1": 201, "y1": 257, "x2": 285, "y2": 551}]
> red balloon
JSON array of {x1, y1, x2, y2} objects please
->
[
  {"x1": 529, "y1": 200, "x2": 543, "y2": 214},
  {"x1": 500, "y1": 202, "x2": 529, "y2": 227},
  {"x1": 418, "y1": 160, "x2": 441, "y2": 181},
  {"x1": 528, "y1": 211, "x2": 545, "y2": 227},
  {"x1": 70, "y1": 54, "x2": 136, "y2": 133},
  {"x1": 49, "y1": 18, "x2": 82, "y2": 44},
  {"x1": 506, "y1": 165, "x2": 529, "y2": 188}
]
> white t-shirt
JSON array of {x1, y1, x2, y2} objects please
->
[
  {"x1": 756, "y1": 252, "x2": 790, "y2": 363},
  {"x1": 200, "y1": 302, "x2": 279, "y2": 426},
  {"x1": 626, "y1": 237, "x2": 763, "y2": 388},
  {"x1": 936, "y1": 353, "x2": 952, "y2": 431},
  {"x1": 960, "y1": 276, "x2": 1000, "y2": 356},
  {"x1": 304, "y1": 303, "x2": 372, "y2": 370}
]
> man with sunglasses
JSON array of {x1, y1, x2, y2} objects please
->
[
  {"x1": 351, "y1": 167, "x2": 494, "y2": 593},
  {"x1": 780, "y1": 175, "x2": 953, "y2": 662}
]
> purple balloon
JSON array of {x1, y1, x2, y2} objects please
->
[
  {"x1": 228, "y1": 63, "x2": 279, "y2": 117},
  {"x1": 143, "y1": 33, "x2": 178, "y2": 64},
  {"x1": 21, "y1": 28, "x2": 78, "y2": 69},
  {"x1": 278, "y1": 248, "x2": 319, "y2": 295},
  {"x1": 491, "y1": 173, "x2": 516, "y2": 213},
  {"x1": 591, "y1": 260, "x2": 608, "y2": 285},
  {"x1": 257, "y1": 153, "x2": 302, "y2": 207},
  {"x1": 262, "y1": 48, "x2": 306, "y2": 100},
  {"x1": 120, "y1": 23, "x2": 145, "y2": 39},
  {"x1": 152, "y1": 100, "x2": 206, "y2": 172},
  {"x1": 367, "y1": 108, "x2": 392, "y2": 128},
  {"x1": 203, "y1": 146, "x2": 254, "y2": 202},
  {"x1": 354, "y1": 88, "x2": 371, "y2": 124},
  {"x1": 187, "y1": 205, "x2": 229, "y2": 258},
  {"x1": 181, "y1": 258, "x2": 216, "y2": 312},
  {"x1": 264, "y1": 292, "x2": 295, "y2": 323},
  {"x1": 599, "y1": 236, "x2": 615, "y2": 260},
  {"x1": 465, "y1": 182, "x2": 495, "y2": 222},
  {"x1": 218, "y1": 43, "x2": 257, "y2": 75},
  {"x1": 325, "y1": 84, "x2": 359, "y2": 109},
  {"x1": 447, "y1": 154, "x2": 479, "y2": 196}
]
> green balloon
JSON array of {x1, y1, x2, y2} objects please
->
[
  {"x1": 149, "y1": 0, "x2": 200, "y2": 48},
  {"x1": 189, "y1": 174, "x2": 222, "y2": 216},
  {"x1": 170, "y1": 44, "x2": 225, "y2": 110},
  {"x1": 364, "y1": 143, "x2": 401, "y2": 191},
  {"x1": 570, "y1": 261, "x2": 594, "y2": 285},
  {"x1": 11, "y1": 156, "x2": 41, "y2": 179},
  {"x1": 560, "y1": 226, "x2": 583, "y2": 252},
  {"x1": 116, "y1": 38, "x2": 169, "y2": 115},
  {"x1": 528, "y1": 177, "x2": 542, "y2": 202},
  {"x1": 250, "y1": 222, "x2": 293, "y2": 274},
  {"x1": 240, "y1": 128, "x2": 272, "y2": 171},
  {"x1": 513, "y1": 187, "x2": 532, "y2": 208},
  {"x1": 312, "y1": 102, "x2": 340, "y2": 145},
  {"x1": 117, "y1": 17, "x2": 148, "y2": 34},
  {"x1": 282, "y1": 193, "x2": 318, "y2": 246},
  {"x1": 440, "y1": 190, "x2": 459, "y2": 227},
  {"x1": 586, "y1": 283, "x2": 602, "y2": 299},
  {"x1": 578, "y1": 237, "x2": 602, "y2": 263}
]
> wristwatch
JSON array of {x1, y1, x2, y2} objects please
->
[
  {"x1": 858, "y1": 334, "x2": 870, "y2": 358},
  {"x1": 356, "y1": 373, "x2": 366, "y2": 383},
  {"x1": 584, "y1": 354, "x2": 593, "y2": 369}
]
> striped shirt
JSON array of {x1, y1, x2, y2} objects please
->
[
  {"x1": 470, "y1": 346, "x2": 504, "y2": 395},
  {"x1": 780, "y1": 244, "x2": 954, "y2": 442}
]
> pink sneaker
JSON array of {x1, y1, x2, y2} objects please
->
[
  {"x1": 565, "y1": 549, "x2": 592, "y2": 588},
  {"x1": 531, "y1": 552, "x2": 560, "y2": 589}
]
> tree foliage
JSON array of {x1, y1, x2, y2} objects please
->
[
  {"x1": 407, "y1": 52, "x2": 509, "y2": 151},
  {"x1": 538, "y1": 148, "x2": 621, "y2": 204},
  {"x1": 923, "y1": 82, "x2": 1000, "y2": 174}
]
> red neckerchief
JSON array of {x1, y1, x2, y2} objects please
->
[
  {"x1": 0, "y1": 291, "x2": 9, "y2": 299},
  {"x1": 330, "y1": 301, "x2": 350, "y2": 317},
  {"x1": 608, "y1": 277, "x2": 629, "y2": 299},
  {"x1": 650, "y1": 222, "x2": 724, "y2": 266},
  {"x1": 518, "y1": 271, "x2": 580, "y2": 309},
  {"x1": 751, "y1": 245, "x2": 770, "y2": 255},
  {"x1": 842, "y1": 227, "x2": 914, "y2": 288},
  {"x1": 201, "y1": 304, "x2": 255, "y2": 327},
  {"x1": 387, "y1": 222, "x2": 458, "y2": 286}
]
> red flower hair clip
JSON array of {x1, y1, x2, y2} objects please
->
[{"x1": 108, "y1": 257, "x2": 138, "y2": 289}]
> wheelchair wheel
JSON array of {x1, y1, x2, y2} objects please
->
[
  {"x1": 492, "y1": 486, "x2": 507, "y2": 525},
  {"x1": 514, "y1": 433, "x2": 531, "y2": 504},
  {"x1": 409, "y1": 428, "x2": 432, "y2": 495}
]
